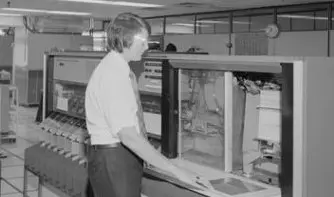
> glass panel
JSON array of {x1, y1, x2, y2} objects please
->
[
  {"x1": 141, "y1": 93, "x2": 162, "y2": 140},
  {"x1": 138, "y1": 58, "x2": 163, "y2": 149},
  {"x1": 146, "y1": 18, "x2": 164, "y2": 35},
  {"x1": 140, "y1": 91, "x2": 162, "y2": 151},
  {"x1": 232, "y1": 9, "x2": 274, "y2": 33},
  {"x1": 291, "y1": 12, "x2": 315, "y2": 31},
  {"x1": 214, "y1": 20, "x2": 230, "y2": 34},
  {"x1": 82, "y1": 31, "x2": 107, "y2": 51},
  {"x1": 232, "y1": 71, "x2": 282, "y2": 186},
  {"x1": 141, "y1": 94, "x2": 161, "y2": 114},
  {"x1": 233, "y1": 16, "x2": 250, "y2": 33},
  {"x1": 250, "y1": 14, "x2": 274, "y2": 32},
  {"x1": 148, "y1": 137, "x2": 161, "y2": 151},
  {"x1": 277, "y1": 15, "x2": 291, "y2": 31},
  {"x1": 166, "y1": 16, "x2": 195, "y2": 34},
  {"x1": 278, "y1": 5, "x2": 328, "y2": 31},
  {"x1": 178, "y1": 67, "x2": 282, "y2": 186},
  {"x1": 332, "y1": 6, "x2": 334, "y2": 29},
  {"x1": 148, "y1": 35, "x2": 163, "y2": 51},
  {"x1": 93, "y1": 31, "x2": 107, "y2": 51},
  {"x1": 94, "y1": 20, "x2": 104, "y2": 31},
  {"x1": 53, "y1": 80, "x2": 86, "y2": 118},
  {"x1": 196, "y1": 13, "x2": 230, "y2": 34},
  {"x1": 179, "y1": 70, "x2": 225, "y2": 169},
  {"x1": 315, "y1": 10, "x2": 328, "y2": 30}
]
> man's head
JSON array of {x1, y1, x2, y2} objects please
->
[{"x1": 106, "y1": 13, "x2": 150, "y2": 61}]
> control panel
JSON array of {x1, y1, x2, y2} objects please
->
[
  {"x1": 138, "y1": 60, "x2": 162, "y2": 94},
  {"x1": 53, "y1": 57, "x2": 99, "y2": 84},
  {"x1": 39, "y1": 111, "x2": 89, "y2": 160},
  {"x1": 138, "y1": 59, "x2": 163, "y2": 140}
]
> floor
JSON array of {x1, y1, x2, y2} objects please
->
[{"x1": 0, "y1": 106, "x2": 61, "y2": 197}]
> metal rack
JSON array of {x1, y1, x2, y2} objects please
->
[{"x1": 23, "y1": 161, "x2": 71, "y2": 197}]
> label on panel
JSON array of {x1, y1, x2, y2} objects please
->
[
  {"x1": 138, "y1": 60, "x2": 162, "y2": 94},
  {"x1": 53, "y1": 57, "x2": 99, "y2": 84},
  {"x1": 56, "y1": 96, "x2": 68, "y2": 111}
]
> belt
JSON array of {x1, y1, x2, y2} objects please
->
[{"x1": 91, "y1": 143, "x2": 121, "y2": 150}]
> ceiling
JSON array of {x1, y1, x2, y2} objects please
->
[{"x1": 0, "y1": 0, "x2": 331, "y2": 19}]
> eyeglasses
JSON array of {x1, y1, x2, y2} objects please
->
[{"x1": 134, "y1": 34, "x2": 148, "y2": 43}]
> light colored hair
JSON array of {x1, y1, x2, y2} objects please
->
[{"x1": 106, "y1": 13, "x2": 151, "y2": 53}]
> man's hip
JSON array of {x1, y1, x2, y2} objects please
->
[{"x1": 87, "y1": 143, "x2": 143, "y2": 197}]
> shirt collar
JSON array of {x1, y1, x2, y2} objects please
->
[{"x1": 106, "y1": 50, "x2": 130, "y2": 74}]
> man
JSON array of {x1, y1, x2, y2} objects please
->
[{"x1": 85, "y1": 13, "x2": 211, "y2": 197}]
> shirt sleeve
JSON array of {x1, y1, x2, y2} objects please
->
[{"x1": 99, "y1": 73, "x2": 139, "y2": 136}]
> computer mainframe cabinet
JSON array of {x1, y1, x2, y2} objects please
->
[
  {"x1": 143, "y1": 54, "x2": 334, "y2": 197},
  {"x1": 15, "y1": 67, "x2": 43, "y2": 105}
]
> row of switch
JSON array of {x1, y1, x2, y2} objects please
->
[
  {"x1": 39, "y1": 112, "x2": 89, "y2": 158},
  {"x1": 68, "y1": 95, "x2": 86, "y2": 117},
  {"x1": 144, "y1": 62, "x2": 162, "y2": 68},
  {"x1": 144, "y1": 75, "x2": 162, "y2": 80},
  {"x1": 144, "y1": 69, "x2": 162, "y2": 73}
]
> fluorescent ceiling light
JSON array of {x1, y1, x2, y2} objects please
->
[
  {"x1": 2, "y1": 8, "x2": 91, "y2": 16},
  {"x1": 196, "y1": 20, "x2": 250, "y2": 25},
  {"x1": 197, "y1": 20, "x2": 228, "y2": 24},
  {"x1": 233, "y1": 21, "x2": 251, "y2": 25},
  {"x1": 59, "y1": 0, "x2": 164, "y2": 7},
  {"x1": 172, "y1": 23, "x2": 209, "y2": 27},
  {"x1": 278, "y1": 14, "x2": 328, "y2": 20},
  {"x1": 0, "y1": 13, "x2": 22, "y2": 16}
]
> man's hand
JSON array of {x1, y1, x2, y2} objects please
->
[
  {"x1": 170, "y1": 165, "x2": 214, "y2": 191},
  {"x1": 194, "y1": 176, "x2": 215, "y2": 190},
  {"x1": 172, "y1": 168, "x2": 197, "y2": 186}
]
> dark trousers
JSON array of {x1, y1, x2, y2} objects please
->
[{"x1": 88, "y1": 144, "x2": 143, "y2": 197}]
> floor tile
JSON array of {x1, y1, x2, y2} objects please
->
[
  {"x1": 1, "y1": 180, "x2": 20, "y2": 195},
  {"x1": 1, "y1": 107, "x2": 61, "y2": 197},
  {"x1": 1, "y1": 156, "x2": 24, "y2": 167},
  {"x1": 1, "y1": 138, "x2": 34, "y2": 150},
  {"x1": 41, "y1": 185, "x2": 67, "y2": 197},
  {"x1": 0, "y1": 190, "x2": 39, "y2": 197},
  {"x1": 1, "y1": 192, "x2": 23, "y2": 197},
  {"x1": 1, "y1": 138, "x2": 36, "y2": 159},
  {"x1": 6, "y1": 177, "x2": 38, "y2": 192},
  {"x1": 1, "y1": 166, "x2": 24, "y2": 179},
  {"x1": 27, "y1": 191, "x2": 38, "y2": 197}
]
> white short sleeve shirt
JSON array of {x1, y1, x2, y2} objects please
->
[{"x1": 85, "y1": 51, "x2": 140, "y2": 145}]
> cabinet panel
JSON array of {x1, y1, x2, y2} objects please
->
[
  {"x1": 27, "y1": 70, "x2": 38, "y2": 104},
  {"x1": 15, "y1": 68, "x2": 43, "y2": 105}
]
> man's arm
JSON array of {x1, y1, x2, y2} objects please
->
[
  {"x1": 118, "y1": 127, "x2": 203, "y2": 187},
  {"x1": 100, "y1": 73, "x2": 196, "y2": 186},
  {"x1": 118, "y1": 127, "x2": 176, "y2": 172},
  {"x1": 119, "y1": 128, "x2": 215, "y2": 190}
]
